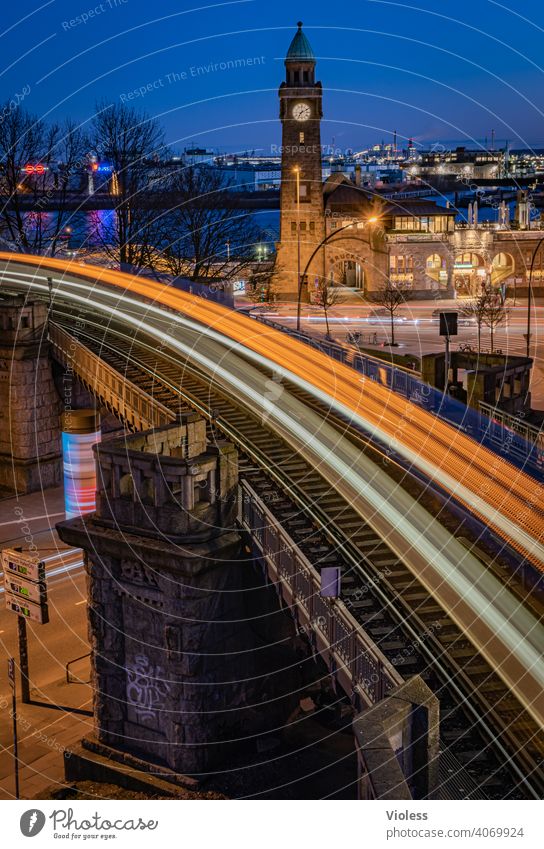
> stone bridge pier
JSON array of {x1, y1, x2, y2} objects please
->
[
  {"x1": 0, "y1": 297, "x2": 62, "y2": 495},
  {"x1": 57, "y1": 416, "x2": 300, "y2": 783}
]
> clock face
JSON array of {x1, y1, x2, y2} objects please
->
[{"x1": 292, "y1": 102, "x2": 311, "y2": 122}]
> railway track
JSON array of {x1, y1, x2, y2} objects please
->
[{"x1": 52, "y1": 311, "x2": 544, "y2": 800}]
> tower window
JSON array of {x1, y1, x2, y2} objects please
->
[
  {"x1": 309, "y1": 221, "x2": 315, "y2": 234},
  {"x1": 299, "y1": 132, "x2": 305, "y2": 144},
  {"x1": 291, "y1": 221, "x2": 297, "y2": 234},
  {"x1": 294, "y1": 70, "x2": 300, "y2": 83},
  {"x1": 300, "y1": 221, "x2": 307, "y2": 232},
  {"x1": 300, "y1": 181, "x2": 311, "y2": 202},
  {"x1": 303, "y1": 70, "x2": 309, "y2": 82}
]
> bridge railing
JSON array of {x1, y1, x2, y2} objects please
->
[
  {"x1": 49, "y1": 323, "x2": 174, "y2": 431},
  {"x1": 239, "y1": 479, "x2": 403, "y2": 708},
  {"x1": 250, "y1": 313, "x2": 543, "y2": 478},
  {"x1": 479, "y1": 401, "x2": 544, "y2": 453}
]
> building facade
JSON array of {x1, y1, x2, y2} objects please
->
[{"x1": 273, "y1": 25, "x2": 544, "y2": 300}]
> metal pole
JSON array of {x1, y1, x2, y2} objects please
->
[
  {"x1": 444, "y1": 334, "x2": 450, "y2": 393},
  {"x1": 18, "y1": 616, "x2": 30, "y2": 704},
  {"x1": 526, "y1": 236, "x2": 544, "y2": 359},
  {"x1": 8, "y1": 658, "x2": 20, "y2": 799}
]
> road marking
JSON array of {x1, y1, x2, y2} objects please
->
[{"x1": 0, "y1": 511, "x2": 65, "y2": 527}]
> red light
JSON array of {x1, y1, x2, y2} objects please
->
[
  {"x1": 92, "y1": 162, "x2": 98, "y2": 171},
  {"x1": 24, "y1": 163, "x2": 45, "y2": 174}
]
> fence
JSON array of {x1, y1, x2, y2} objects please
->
[
  {"x1": 49, "y1": 323, "x2": 175, "y2": 432},
  {"x1": 250, "y1": 313, "x2": 543, "y2": 478},
  {"x1": 239, "y1": 479, "x2": 403, "y2": 709}
]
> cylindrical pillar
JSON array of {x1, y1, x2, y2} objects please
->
[{"x1": 61, "y1": 409, "x2": 101, "y2": 519}]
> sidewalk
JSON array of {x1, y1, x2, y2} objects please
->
[
  {"x1": 0, "y1": 665, "x2": 92, "y2": 800},
  {"x1": 0, "y1": 484, "x2": 91, "y2": 800}
]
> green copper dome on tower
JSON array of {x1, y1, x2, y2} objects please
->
[{"x1": 285, "y1": 21, "x2": 315, "y2": 63}]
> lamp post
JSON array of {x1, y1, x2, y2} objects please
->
[
  {"x1": 526, "y1": 236, "x2": 544, "y2": 358},
  {"x1": 293, "y1": 166, "x2": 302, "y2": 331},
  {"x1": 296, "y1": 216, "x2": 378, "y2": 333}
]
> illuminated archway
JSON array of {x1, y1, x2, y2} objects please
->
[
  {"x1": 453, "y1": 252, "x2": 486, "y2": 296},
  {"x1": 425, "y1": 253, "x2": 448, "y2": 286},
  {"x1": 491, "y1": 252, "x2": 515, "y2": 287}
]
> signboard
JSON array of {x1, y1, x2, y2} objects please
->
[
  {"x1": 4, "y1": 576, "x2": 46, "y2": 605},
  {"x1": 439, "y1": 311, "x2": 458, "y2": 337},
  {"x1": 2, "y1": 550, "x2": 45, "y2": 584},
  {"x1": 4, "y1": 592, "x2": 49, "y2": 625},
  {"x1": 2, "y1": 549, "x2": 48, "y2": 624}
]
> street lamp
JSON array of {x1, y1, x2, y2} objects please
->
[
  {"x1": 293, "y1": 166, "x2": 302, "y2": 330},
  {"x1": 295, "y1": 216, "x2": 378, "y2": 333},
  {"x1": 526, "y1": 236, "x2": 544, "y2": 358}
]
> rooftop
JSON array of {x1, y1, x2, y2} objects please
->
[{"x1": 286, "y1": 22, "x2": 315, "y2": 63}]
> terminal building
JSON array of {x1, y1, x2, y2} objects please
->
[{"x1": 272, "y1": 24, "x2": 544, "y2": 301}]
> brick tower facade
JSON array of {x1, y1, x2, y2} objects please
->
[{"x1": 274, "y1": 23, "x2": 326, "y2": 298}]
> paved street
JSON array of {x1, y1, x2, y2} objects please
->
[{"x1": 0, "y1": 488, "x2": 90, "y2": 800}]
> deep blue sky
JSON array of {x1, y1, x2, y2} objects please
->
[{"x1": 2, "y1": 0, "x2": 544, "y2": 153}]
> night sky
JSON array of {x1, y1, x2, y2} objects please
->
[{"x1": 3, "y1": 0, "x2": 544, "y2": 153}]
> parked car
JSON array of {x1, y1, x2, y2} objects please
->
[{"x1": 367, "y1": 308, "x2": 408, "y2": 325}]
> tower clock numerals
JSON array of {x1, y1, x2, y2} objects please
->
[{"x1": 292, "y1": 102, "x2": 311, "y2": 122}]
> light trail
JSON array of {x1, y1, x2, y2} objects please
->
[
  {"x1": 1, "y1": 253, "x2": 543, "y2": 727},
  {"x1": 1, "y1": 253, "x2": 541, "y2": 569}
]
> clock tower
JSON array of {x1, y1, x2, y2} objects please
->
[{"x1": 274, "y1": 23, "x2": 326, "y2": 298}]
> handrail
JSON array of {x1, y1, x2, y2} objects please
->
[
  {"x1": 479, "y1": 401, "x2": 544, "y2": 450},
  {"x1": 49, "y1": 322, "x2": 174, "y2": 431},
  {"x1": 66, "y1": 651, "x2": 91, "y2": 684},
  {"x1": 239, "y1": 479, "x2": 403, "y2": 708}
]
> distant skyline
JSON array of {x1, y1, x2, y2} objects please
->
[{"x1": 2, "y1": 0, "x2": 544, "y2": 153}]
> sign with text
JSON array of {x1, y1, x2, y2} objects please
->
[
  {"x1": 2, "y1": 548, "x2": 48, "y2": 624},
  {"x1": 2, "y1": 549, "x2": 45, "y2": 583},
  {"x1": 4, "y1": 591, "x2": 49, "y2": 624},
  {"x1": 4, "y1": 576, "x2": 47, "y2": 605}
]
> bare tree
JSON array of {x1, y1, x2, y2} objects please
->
[
  {"x1": 158, "y1": 164, "x2": 261, "y2": 283},
  {"x1": 314, "y1": 278, "x2": 342, "y2": 339},
  {"x1": 461, "y1": 294, "x2": 488, "y2": 354},
  {"x1": 373, "y1": 280, "x2": 410, "y2": 345},
  {"x1": 482, "y1": 289, "x2": 507, "y2": 352},
  {"x1": 0, "y1": 106, "x2": 87, "y2": 255},
  {"x1": 90, "y1": 102, "x2": 165, "y2": 269}
]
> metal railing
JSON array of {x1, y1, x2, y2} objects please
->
[
  {"x1": 66, "y1": 651, "x2": 91, "y2": 684},
  {"x1": 49, "y1": 323, "x2": 175, "y2": 431},
  {"x1": 250, "y1": 313, "x2": 544, "y2": 478},
  {"x1": 479, "y1": 401, "x2": 544, "y2": 455},
  {"x1": 239, "y1": 479, "x2": 403, "y2": 708}
]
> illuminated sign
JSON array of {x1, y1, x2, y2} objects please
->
[
  {"x1": 23, "y1": 163, "x2": 45, "y2": 174},
  {"x1": 61, "y1": 411, "x2": 101, "y2": 518},
  {"x1": 91, "y1": 162, "x2": 113, "y2": 173}
]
